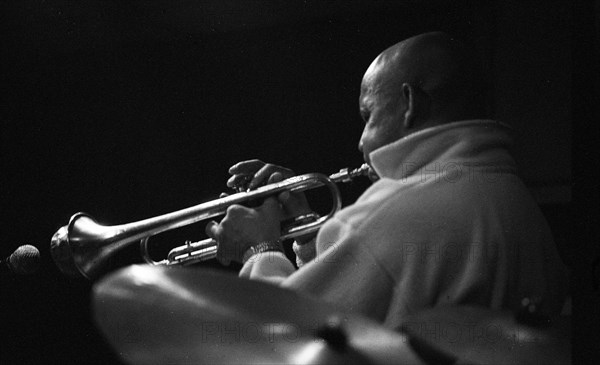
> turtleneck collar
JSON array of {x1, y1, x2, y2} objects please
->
[{"x1": 369, "y1": 120, "x2": 516, "y2": 181}]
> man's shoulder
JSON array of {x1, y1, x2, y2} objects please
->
[{"x1": 343, "y1": 170, "x2": 534, "y2": 228}]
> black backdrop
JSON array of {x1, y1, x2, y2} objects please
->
[{"x1": 1, "y1": 1, "x2": 590, "y2": 364}]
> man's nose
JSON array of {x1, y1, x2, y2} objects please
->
[{"x1": 358, "y1": 131, "x2": 365, "y2": 153}]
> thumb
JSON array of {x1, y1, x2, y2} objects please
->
[{"x1": 205, "y1": 220, "x2": 220, "y2": 239}]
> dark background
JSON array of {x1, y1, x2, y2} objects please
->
[{"x1": 0, "y1": 0, "x2": 595, "y2": 364}]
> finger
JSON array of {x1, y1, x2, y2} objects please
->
[
  {"x1": 248, "y1": 163, "x2": 275, "y2": 190},
  {"x1": 216, "y1": 251, "x2": 231, "y2": 266},
  {"x1": 228, "y1": 159, "x2": 265, "y2": 175},
  {"x1": 250, "y1": 163, "x2": 293, "y2": 189},
  {"x1": 219, "y1": 192, "x2": 229, "y2": 198},
  {"x1": 267, "y1": 171, "x2": 284, "y2": 184},
  {"x1": 227, "y1": 174, "x2": 253, "y2": 188},
  {"x1": 205, "y1": 220, "x2": 220, "y2": 239}
]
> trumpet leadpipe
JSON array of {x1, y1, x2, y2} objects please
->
[{"x1": 329, "y1": 163, "x2": 372, "y2": 183}]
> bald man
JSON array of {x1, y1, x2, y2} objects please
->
[{"x1": 207, "y1": 32, "x2": 568, "y2": 327}]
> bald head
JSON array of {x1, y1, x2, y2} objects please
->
[
  {"x1": 363, "y1": 32, "x2": 488, "y2": 126},
  {"x1": 358, "y1": 32, "x2": 490, "y2": 162}
]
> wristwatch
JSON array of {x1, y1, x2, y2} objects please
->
[{"x1": 242, "y1": 240, "x2": 283, "y2": 264}]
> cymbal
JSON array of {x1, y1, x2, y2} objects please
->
[
  {"x1": 400, "y1": 305, "x2": 571, "y2": 365},
  {"x1": 92, "y1": 264, "x2": 424, "y2": 365}
]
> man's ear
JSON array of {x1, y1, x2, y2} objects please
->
[{"x1": 401, "y1": 83, "x2": 416, "y2": 129}]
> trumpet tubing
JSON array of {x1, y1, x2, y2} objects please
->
[{"x1": 51, "y1": 164, "x2": 371, "y2": 279}]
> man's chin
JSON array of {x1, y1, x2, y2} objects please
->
[
  {"x1": 368, "y1": 171, "x2": 379, "y2": 182},
  {"x1": 365, "y1": 163, "x2": 379, "y2": 182}
]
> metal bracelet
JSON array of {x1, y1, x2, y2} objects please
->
[{"x1": 242, "y1": 240, "x2": 284, "y2": 264}]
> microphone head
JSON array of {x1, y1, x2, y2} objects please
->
[{"x1": 8, "y1": 245, "x2": 41, "y2": 275}]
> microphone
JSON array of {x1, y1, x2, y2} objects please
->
[{"x1": 2, "y1": 245, "x2": 41, "y2": 275}]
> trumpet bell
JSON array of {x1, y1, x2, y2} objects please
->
[{"x1": 51, "y1": 213, "x2": 130, "y2": 279}]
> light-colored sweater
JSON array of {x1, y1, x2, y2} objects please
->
[{"x1": 240, "y1": 120, "x2": 568, "y2": 328}]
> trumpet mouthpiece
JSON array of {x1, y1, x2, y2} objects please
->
[{"x1": 329, "y1": 164, "x2": 374, "y2": 183}]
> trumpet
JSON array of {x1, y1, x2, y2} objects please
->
[{"x1": 51, "y1": 164, "x2": 372, "y2": 279}]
